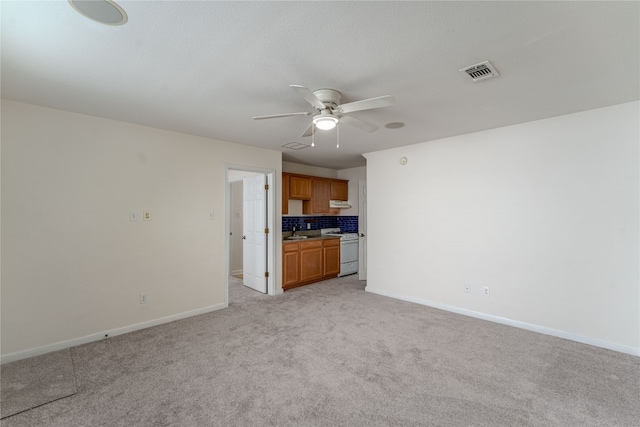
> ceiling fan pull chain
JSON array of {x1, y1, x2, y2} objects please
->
[
  {"x1": 336, "y1": 123, "x2": 340, "y2": 148},
  {"x1": 311, "y1": 123, "x2": 315, "y2": 147}
]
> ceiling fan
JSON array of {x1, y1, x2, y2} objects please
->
[{"x1": 253, "y1": 85, "x2": 395, "y2": 137}]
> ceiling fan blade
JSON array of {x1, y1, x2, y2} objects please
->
[
  {"x1": 253, "y1": 112, "x2": 311, "y2": 120},
  {"x1": 301, "y1": 121, "x2": 314, "y2": 137},
  {"x1": 338, "y1": 95, "x2": 395, "y2": 114},
  {"x1": 339, "y1": 114, "x2": 379, "y2": 133},
  {"x1": 290, "y1": 85, "x2": 326, "y2": 110}
]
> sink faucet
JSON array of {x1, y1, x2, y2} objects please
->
[{"x1": 292, "y1": 225, "x2": 297, "y2": 236}]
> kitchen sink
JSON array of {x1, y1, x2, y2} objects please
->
[{"x1": 284, "y1": 236, "x2": 308, "y2": 240}]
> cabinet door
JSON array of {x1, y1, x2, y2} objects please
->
[
  {"x1": 323, "y1": 239, "x2": 341, "y2": 277},
  {"x1": 289, "y1": 175, "x2": 312, "y2": 200},
  {"x1": 330, "y1": 180, "x2": 349, "y2": 201},
  {"x1": 300, "y1": 241, "x2": 324, "y2": 282},
  {"x1": 303, "y1": 177, "x2": 330, "y2": 214},
  {"x1": 282, "y1": 242, "x2": 300, "y2": 288},
  {"x1": 282, "y1": 173, "x2": 290, "y2": 215}
]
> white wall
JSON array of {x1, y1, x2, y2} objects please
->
[
  {"x1": 364, "y1": 102, "x2": 639, "y2": 355},
  {"x1": 1, "y1": 100, "x2": 282, "y2": 358}
]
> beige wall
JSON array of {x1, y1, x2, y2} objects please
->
[
  {"x1": 1, "y1": 100, "x2": 282, "y2": 358},
  {"x1": 337, "y1": 166, "x2": 366, "y2": 216},
  {"x1": 282, "y1": 161, "x2": 338, "y2": 178},
  {"x1": 364, "y1": 102, "x2": 639, "y2": 355}
]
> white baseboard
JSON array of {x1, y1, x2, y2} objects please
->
[
  {"x1": 365, "y1": 286, "x2": 639, "y2": 357},
  {"x1": 1, "y1": 303, "x2": 227, "y2": 365}
]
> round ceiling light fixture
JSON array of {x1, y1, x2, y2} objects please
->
[
  {"x1": 69, "y1": 0, "x2": 128, "y2": 26},
  {"x1": 312, "y1": 111, "x2": 339, "y2": 131}
]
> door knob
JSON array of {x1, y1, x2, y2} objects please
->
[
  {"x1": 360, "y1": 233, "x2": 365, "y2": 237},
  {"x1": 242, "y1": 235, "x2": 246, "y2": 240}
]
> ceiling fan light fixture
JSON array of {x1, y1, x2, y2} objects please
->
[{"x1": 312, "y1": 114, "x2": 338, "y2": 131}]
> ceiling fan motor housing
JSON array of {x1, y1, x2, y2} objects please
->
[{"x1": 312, "y1": 89, "x2": 341, "y2": 110}]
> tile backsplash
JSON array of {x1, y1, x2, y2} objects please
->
[
  {"x1": 282, "y1": 216, "x2": 358, "y2": 233},
  {"x1": 337, "y1": 216, "x2": 358, "y2": 233}
]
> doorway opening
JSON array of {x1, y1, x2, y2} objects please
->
[{"x1": 225, "y1": 165, "x2": 276, "y2": 306}]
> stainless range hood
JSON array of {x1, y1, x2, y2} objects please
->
[{"x1": 330, "y1": 200, "x2": 352, "y2": 209}]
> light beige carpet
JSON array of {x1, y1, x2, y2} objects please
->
[
  {"x1": 0, "y1": 349, "x2": 77, "y2": 419},
  {"x1": 1, "y1": 276, "x2": 638, "y2": 426}
]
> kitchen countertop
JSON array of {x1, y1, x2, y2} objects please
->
[{"x1": 282, "y1": 232, "x2": 340, "y2": 242}]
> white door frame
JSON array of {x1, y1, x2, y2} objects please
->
[
  {"x1": 225, "y1": 165, "x2": 276, "y2": 304},
  {"x1": 358, "y1": 179, "x2": 367, "y2": 280}
]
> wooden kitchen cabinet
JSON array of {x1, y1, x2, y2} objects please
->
[
  {"x1": 282, "y1": 173, "x2": 290, "y2": 215},
  {"x1": 282, "y1": 237, "x2": 341, "y2": 290},
  {"x1": 282, "y1": 172, "x2": 348, "y2": 215},
  {"x1": 330, "y1": 179, "x2": 349, "y2": 201},
  {"x1": 289, "y1": 175, "x2": 312, "y2": 200},
  {"x1": 323, "y1": 238, "x2": 340, "y2": 277},
  {"x1": 282, "y1": 241, "x2": 300, "y2": 288},
  {"x1": 299, "y1": 240, "x2": 324, "y2": 283},
  {"x1": 303, "y1": 177, "x2": 331, "y2": 214}
]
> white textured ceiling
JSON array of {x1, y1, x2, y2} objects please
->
[{"x1": 2, "y1": 1, "x2": 638, "y2": 170}]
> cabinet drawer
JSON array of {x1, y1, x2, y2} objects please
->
[
  {"x1": 323, "y1": 238, "x2": 340, "y2": 247},
  {"x1": 283, "y1": 242, "x2": 299, "y2": 252},
  {"x1": 300, "y1": 240, "x2": 323, "y2": 250}
]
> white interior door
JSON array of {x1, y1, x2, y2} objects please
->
[
  {"x1": 243, "y1": 174, "x2": 267, "y2": 293},
  {"x1": 358, "y1": 180, "x2": 367, "y2": 280}
]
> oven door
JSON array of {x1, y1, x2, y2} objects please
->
[{"x1": 340, "y1": 240, "x2": 359, "y2": 264}]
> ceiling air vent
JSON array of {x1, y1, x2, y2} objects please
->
[
  {"x1": 459, "y1": 61, "x2": 499, "y2": 82},
  {"x1": 281, "y1": 141, "x2": 311, "y2": 150}
]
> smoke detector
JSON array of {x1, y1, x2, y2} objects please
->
[{"x1": 459, "y1": 61, "x2": 500, "y2": 82}]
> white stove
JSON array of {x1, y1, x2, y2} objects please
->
[
  {"x1": 321, "y1": 228, "x2": 358, "y2": 276},
  {"x1": 321, "y1": 228, "x2": 359, "y2": 241}
]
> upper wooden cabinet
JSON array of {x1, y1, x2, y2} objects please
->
[
  {"x1": 330, "y1": 179, "x2": 349, "y2": 201},
  {"x1": 288, "y1": 174, "x2": 312, "y2": 200},
  {"x1": 282, "y1": 172, "x2": 348, "y2": 214},
  {"x1": 303, "y1": 177, "x2": 331, "y2": 214}
]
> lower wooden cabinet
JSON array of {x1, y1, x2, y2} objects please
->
[
  {"x1": 283, "y1": 238, "x2": 340, "y2": 290},
  {"x1": 323, "y1": 238, "x2": 340, "y2": 277},
  {"x1": 300, "y1": 240, "x2": 323, "y2": 282},
  {"x1": 283, "y1": 242, "x2": 300, "y2": 288}
]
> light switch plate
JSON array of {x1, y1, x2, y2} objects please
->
[{"x1": 143, "y1": 210, "x2": 151, "y2": 221}]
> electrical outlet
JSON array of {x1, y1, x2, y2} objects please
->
[
  {"x1": 463, "y1": 284, "x2": 471, "y2": 294},
  {"x1": 129, "y1": 211, "x2": 137, "y2": 222},
  {"x1": 483, "y1": 287, "x2": 490, "y2": 297},
  {"x1": 140, "y1": 293, "x2": 147, "y2": 304}
]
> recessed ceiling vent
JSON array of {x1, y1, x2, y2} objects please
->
[
  {"x1": 459, "y1": 61, "x2": 499, "y2": 82},
  {"x1": 281, "y1": 142, "x2": 311, "y2": 150}
]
